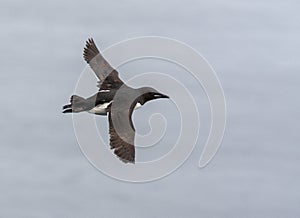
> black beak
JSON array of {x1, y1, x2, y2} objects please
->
[{"x1": 154, "y1": 93, "x2": 169, "y2": 99}]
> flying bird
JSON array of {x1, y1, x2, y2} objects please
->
[{"x1": 62, "y1": 38, "x2": 169, "y2": 163}]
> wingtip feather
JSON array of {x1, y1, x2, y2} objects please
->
[{"x1": 83, "y1": 37, "x2": 100, "y2": 63}]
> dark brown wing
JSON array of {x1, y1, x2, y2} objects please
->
[
  {"x1": 108, "y1": 102, "x2": 135, "y2": 163},
  {"x1": 83, "y1": 38, "x2": 124, "y2": 90},
  {"x1": 97, "y1": 70, "x2": 124, "y2": 90}
]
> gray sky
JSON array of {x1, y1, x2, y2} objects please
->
[{"x1": 0, "y1": 0, "x2": 299, "y2": 217}]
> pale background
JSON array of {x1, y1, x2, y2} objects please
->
[{"x1": 0, "y1": 0, "x2": 299, "y2": 217}]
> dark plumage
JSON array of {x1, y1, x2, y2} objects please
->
[{"x1": 63, "y1": 38, "x2": 169, "y2": 163}]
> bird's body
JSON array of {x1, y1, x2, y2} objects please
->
[
  {"x1": 63, "y1": 38, "x2": 169, "y2": 163},
  {"x1": 88, "y1": 101, "x2": 112, "y2": 115},
  {"x1": 88, "y1": 97, "x2": 142, "y2": 115}
]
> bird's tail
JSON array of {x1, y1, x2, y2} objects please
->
[{"x1": 62, "y1": 95, "x2": 89, "y2": 113}]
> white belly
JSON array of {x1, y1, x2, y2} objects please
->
[{"x1": 88, "y1": 102, "x2": 142, "y2": 115}]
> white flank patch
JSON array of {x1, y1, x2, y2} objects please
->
[
  {"x1": 88, "y1": 101, "x2": 142, "y2": 115},
  {"x1": 88, "y1": 101, "x2": 112, "y2": 115}
]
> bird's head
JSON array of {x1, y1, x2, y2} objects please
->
[{"x1": 137, "y1": 87, "x2": 169, "y2": 105}]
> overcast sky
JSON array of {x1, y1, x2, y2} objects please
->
[{"x1": 0, "y1": 0, "x2": 299, "y2": 217}]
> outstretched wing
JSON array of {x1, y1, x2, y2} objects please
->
[
  {"x1": 83, "y1": 38, "x2": 124, "y2": 90},
  {"x1": 108, "y1": 101, "x2": 136, "y2": 163}
]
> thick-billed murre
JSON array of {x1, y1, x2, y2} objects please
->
[{"x1": 62, "y1": 38, "x2": 169, "y2": 163}]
